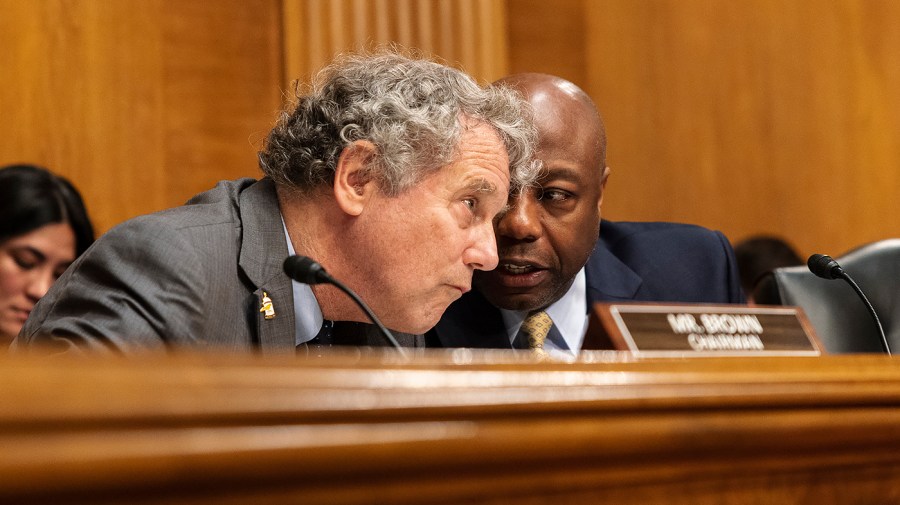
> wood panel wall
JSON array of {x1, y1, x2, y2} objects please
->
[
  {"x1": 0, "y1": 0, "x2": 282, "y2": 234},
  {"x1": 2, "y1": 0, "x2": 898, "y2": 258},
  {"x1": 281, "y1": 0, "x2": 509, "y2": 86},
  {"x1": 508, "y1": 0, "x2": 900, "y2": 257}
]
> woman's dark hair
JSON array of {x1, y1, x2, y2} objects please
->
[
  {"x1": 0, "y1": 164, "x2": 94, "y2": 255},
  {"x1": 734, "y1": 235, "x2": 803, "y2": 294}
]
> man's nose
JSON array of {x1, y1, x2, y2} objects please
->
[
  {"x1": 464, "y1": 221, "x2": 500, "y2": 271},
  {"x1": 496, "y1": 194, "x2": 542, "y2": 241}
]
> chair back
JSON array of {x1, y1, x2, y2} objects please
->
[{"x1": 754, "y1": 239, "x2": 900, "y2": 353}]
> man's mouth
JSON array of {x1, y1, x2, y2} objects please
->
[
  {"x1": 451, "y1": 283, "x2": 471, "y2": 294},
  {"x1": 502, "y1": 263, "x2": 536, "y2": 274},
  {"x1": 498, "y1": 258, "x2": 547, "y2": 274},
  {"x1": 486, "y1": 260, "x2": 550, "y2": 289}
]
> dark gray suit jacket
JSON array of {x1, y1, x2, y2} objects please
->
[{"x1": 15, "y1": 178, "x2": 419, "y2": 354}]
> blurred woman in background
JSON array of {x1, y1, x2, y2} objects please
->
[{"x1": 0, "y1": 164, "x2": 94, "y2": 344}]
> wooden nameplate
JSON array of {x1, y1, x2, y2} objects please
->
[{"x1": 584, "y1": 303, "x2": 823, "y2": 357}]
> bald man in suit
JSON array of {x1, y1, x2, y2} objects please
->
[{"x1": 428, "y1": 74, "x2": 744, "y2": 356}]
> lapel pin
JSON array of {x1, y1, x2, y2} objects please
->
[{"x1": 260, "y1": 291, "x2": 276, "y2": 320}]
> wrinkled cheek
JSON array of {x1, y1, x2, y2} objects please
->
[{"x1": 423, "y1": 294, "x2": 454, "y2": 327}]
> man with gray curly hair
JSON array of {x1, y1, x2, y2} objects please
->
[{"x1": 15, "y1": 51, "x2": 538, "y2": 354}]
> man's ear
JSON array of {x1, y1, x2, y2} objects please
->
[
  {"x1": 598, "y1": 166, "x2": 611, "y2": 210},
  {"x1": 333, "y1": 140, "x2": 379, "y2": 216}
]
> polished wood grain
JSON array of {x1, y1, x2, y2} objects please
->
[
  {"x1": 508, "y1": 0, "x2": 900, "y2": 257},
  {"x1": 507, "y1": 0, "x2": 587, "y2": 89},
  {"x1": 3, "y1": 351, "x2": 900, "y2": 503},
  {"x1": 282, "y1": 0, "x2": 509, "y2": 86},
  {"x1": 0, "y1": 0, "x2": 282, "y2": 234},
  {"x1": 3, "y1": 0, "x2": 898, "y2": 256}
]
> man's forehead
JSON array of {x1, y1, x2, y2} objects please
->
[
  {"x1": 454, "y1": 125, "x2": 511, "y2": 182},
  {"x1": 459, "y1": 119, "x2": 505, "y2": 148}
]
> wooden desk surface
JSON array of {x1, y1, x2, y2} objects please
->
[{"x1": 3, "y1": 350, "x2": 900, "y2": 504}]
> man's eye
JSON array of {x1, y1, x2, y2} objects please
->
[
  {"x1": 540, "y1": 189, "x2": 571, "y2": 202},
  {"x1": 462, "y1": 198, "x2": 476, "y2": 211}
]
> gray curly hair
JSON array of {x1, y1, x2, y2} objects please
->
[{"x1": 258, "y1": 51, "x2": 538, "y2": 196}]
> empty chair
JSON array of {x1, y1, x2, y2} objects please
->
[{"x1": 754, "y1": 239, "x2": 900, "y2": 354}]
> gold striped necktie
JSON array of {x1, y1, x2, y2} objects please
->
[{"x1": 520, "y1": 310, "x2": 553, "y2": 356}]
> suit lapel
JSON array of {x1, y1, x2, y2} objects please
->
[
  {"x1": 584, "y1": 236, "x2": 644, "y2": 303},
  {"x1": 238, "y1": 179, "x2": 296, "y2": 353}
]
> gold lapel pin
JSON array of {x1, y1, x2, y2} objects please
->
[{"x1": 260, "y1": 291, "x2": 276, "y2": 320}]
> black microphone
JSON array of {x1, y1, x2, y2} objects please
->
[
  {"x1": 283, "y1": 255, "x2": 331, "y2": 284},
  {"x1": 283, "y1": 255, "x2": 407, "y2": 356},
  {"x1": 807, "y1": 253, "x2": 844, "y2": 280},
  {"x1": 807, "y1": 254, "x2": 891, "y2": 354}
]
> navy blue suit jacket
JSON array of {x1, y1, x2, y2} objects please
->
[{"x1": 428, "y1": 220, "x2": 745, "y2": 349}]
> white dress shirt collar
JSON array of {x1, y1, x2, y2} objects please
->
[
  {"x1": 282, "y1": 218, "x2": 324, "y2": 345},
  {"x1": 500, "y1": 267, "x2": 589, "y2": 359}
]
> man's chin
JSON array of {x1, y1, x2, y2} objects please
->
[
  {"x1": 383, "y1": 311, "x2": 442, "y2": 336},
  {"x1": 480, "y1": 289, "x2": 551, "y2": 312}
]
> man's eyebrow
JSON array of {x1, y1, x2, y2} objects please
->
[
  {"x1": 465, "y1": 178, "x2": 498, "y2": 194},
  {"x1": 542, "y1": 166, "x2": 582, "y2": 183}
]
